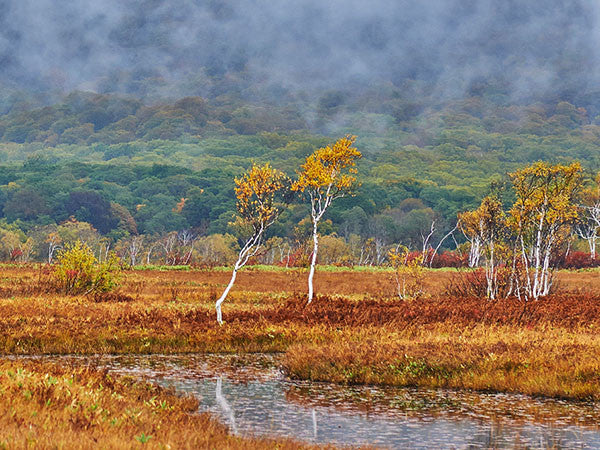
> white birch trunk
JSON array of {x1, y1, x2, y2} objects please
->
[
  {"x1": 216, "y1": 263, "x2": 239, "y2": 325},
  {"x1": 307, "y1": 220, "x2": 319, "y2": 304}
]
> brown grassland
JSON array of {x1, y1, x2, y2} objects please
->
[{"x1": 1, "y1": 265, "x2": 600, "y2": 446}]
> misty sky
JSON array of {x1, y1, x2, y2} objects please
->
[{"x1": 0, "y1": 0, "x2": 597, "y2": 100}]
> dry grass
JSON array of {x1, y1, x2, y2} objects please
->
[
  {"x1": 2, "y1": 265, "x2": 600, "y2": 402},
  {"x1": 283, "y1": 324, "x2": 600, "y2": 401},
  {"x1": 0, "y1": 359, "x2": 320, "y2": 449}
]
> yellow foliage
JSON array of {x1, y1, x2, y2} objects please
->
[
  {"x1": 508, "y1": 162, "x2": 582, "y2": 234},
  {"x1": 291, "y1": 136, "x2": 361, "y2": 196},
  {"x1": 234, "y1": 163, "x2": 288, "y2": 233},
  {"x1": 53, "y1": 241, "x2": 121, "y2": 295},
  {"x1": 458, "y1": 196, "x2": 506, "y2": 255},
  {"x1": 388, "y1": 246, "x2": 425, "y2": 300}
]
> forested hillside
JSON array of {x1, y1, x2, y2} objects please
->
[{"x1": 0, "y1": 0, "x2": 599, "y2": 263}]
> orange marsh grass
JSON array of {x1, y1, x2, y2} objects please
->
[
  {"x1": 2, "y1": 266, "x2": 600, "y2": 402},
  {"x1": 283, "y1": 324, "x2": 600, "y2": 401}
]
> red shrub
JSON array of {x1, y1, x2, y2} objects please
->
[
  {"x1": 557, "y1": 251, "x2": 600, "y2": 269},
  {"x1": 430, "y1": 251, "x2": 469, "y2": 268}
]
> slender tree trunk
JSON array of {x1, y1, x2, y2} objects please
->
[
  {"x1": 215, "y1": 265, "x2": 238, "y2": 325},
  {"x1": 307, "y1": 219, "x2": 319, "y2": 304},
  {"x1": 486, "y1": 240, "x2": 495, "y2": 299},
  {"x1": 215, "y1": 227, "x2": 263, "y2": 324}
]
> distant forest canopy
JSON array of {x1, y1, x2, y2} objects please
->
[
  {"x1": 0, "y1": 86, "x2": 599, "y2": 265},
  {"x1": 1, "y1": 0, "x2": 600, "y2": 262}
]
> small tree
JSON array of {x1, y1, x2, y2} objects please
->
[
  {"x1": 388, "y1": 246, "x2": 425, "y2": 300},
  {"x1": 52, "y1": 241, "x2": 121, "y2": 295},
  {"x1": 458, "y1": 196, "x2": 507, "y2": 299},
  {"x1": 292, "y1": 136, "x2": 361, "y2": 303},
  {"x1": 575, "y1": 173, "x2": 600, "y2": 258},
  {"x1": 215, "y1": 163, "x2": 287, "y2": 324}
]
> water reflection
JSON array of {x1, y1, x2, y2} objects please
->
[
  {"x1": 15, "y1": 354, "x2": 600, "y2": 449},
  {"x1": 215, "y1": 376, "x2": 237, "y2": 434}
]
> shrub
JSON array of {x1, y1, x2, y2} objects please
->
[
  {"x1": 430, "y1": 251, "x2": 469, "y2": 268},
  {"x1": 52, "y1": 241, "x2": 121, "y2": 295},
  {"x1": 443, "y1": 266, "x2": 513, "y2": 298},
  {"x1": 557, "y1": 251, "x2": 600, "y2": 269},
  {"x1": 388, "y1": 247, "x2": 425, "y2": 300}
]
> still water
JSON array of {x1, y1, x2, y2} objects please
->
[{"x1": 30, "y1": 354, "x2": 600, "y2": 449}]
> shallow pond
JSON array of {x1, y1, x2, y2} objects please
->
[{"x1": 23, "y1": 354, "x2": 600, "y2": 449}]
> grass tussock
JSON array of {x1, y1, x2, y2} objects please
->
[{"x1": 0, "y1": 359, "x2": 320, "y2": 449}]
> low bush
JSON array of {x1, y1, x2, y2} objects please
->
[
  {"x1": 52, "y1": 241, "x2": 121, "y2": 295},
  {"x1": 556, "y1": 251, "x2": 600, "y2": 269},
  {"x1": 430, "y1": 251, "x2": 469, "y2": 268}
]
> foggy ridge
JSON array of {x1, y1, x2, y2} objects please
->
[{"x1": 0, "y1": 0, "x2": 597, "y2": 104}]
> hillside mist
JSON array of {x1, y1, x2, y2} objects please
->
[{"x1": 0, "y1": 1, "x2": 599, "y2": 261}]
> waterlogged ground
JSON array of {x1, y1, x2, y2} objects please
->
[{"x1": 22, "y1": 353, "x2": 600, "y2": 449}]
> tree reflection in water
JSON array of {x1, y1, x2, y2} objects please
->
[{"x1": 215, "y1": 377, "x2": 237, "y2": 434}]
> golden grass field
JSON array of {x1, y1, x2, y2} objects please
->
[{"x1": 1, "y1": 264, "x2": 600, "y2": 447}]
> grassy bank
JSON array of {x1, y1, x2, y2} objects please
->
[
  {"x1": 0, "y1": 359, "x2": 316, "y2": 449},
  {"x1": 283, "y1": 324, "x2": 600, "y2": 401}
]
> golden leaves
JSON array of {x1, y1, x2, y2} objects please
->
[
  {"x1": 508, "y1": 162, "x2": 582, "y2": 231},
  {"x1": 458, "y1": 196, "x2": 506, "y2": 241},
  {"x1": 234, "y1": 163, "x2": 288, "y2": 230},
  {"x1": 172, "y1": 197, "x2": 188, "y2": 213},
  {"x1": 291, "y1": 136, "x2": 362, "y2": 195}
]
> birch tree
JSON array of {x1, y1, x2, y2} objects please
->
[
  {"x1": 575, "y1": 174, "x2": 600, "y2": 258},
  {"x1": 215, "y1": 163, "x2": 287, "y2": 324},
  {"x1": 291, "y1": 136, "x2": 362, "y2": 303},
  {"x1": 121, "y1": 235, "x2": 143, "y2": 266},
  {"x1": 508, "y1": 162, "x2": 581, "y2": 299},
  {"x1": 458, "y1": 196, "x2": 507, "y2": 299},
  {"x1": 46, "y1": 230, "x2": 63, "y2": 264}
]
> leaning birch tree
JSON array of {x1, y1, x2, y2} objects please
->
[
  {"x1": 215, "y1": 163, "x2": 287, "y2": 324},
  {"x1": 291, "y1": 136, "x2": 362, "y2": 304}
]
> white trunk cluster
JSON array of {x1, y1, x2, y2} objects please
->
[
  {"x1": 513, "y1": 197, "x2": 559, "y2": 300},
  {"x1": 576, "y1": 204, "x2": 600, "y2": 259}
]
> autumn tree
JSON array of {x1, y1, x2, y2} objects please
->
[
  {"x1": 215, "y1": 163, "x2": 288, "y2": 324},
  {"x1": 508, "y1": 162, "x2": 582, "y2": 299},
  {"x1": 575, "y1": 173, "x2": 600, "y2": 258},
  {"x1": 388, "y1": 245, "x2": 425, "y2": 300},
  {"x1": 458, "y1": 214, "x2": 482, "y2": 268},
  {"x1": 458, "y1": 196, "x2": 507, "y2": 299},
  {"x1": 116, "y1": 234, "x2": 144, "y2": 266},
  {"x1": 292, "y1": 136, "x2": 361, "y2": 303}
]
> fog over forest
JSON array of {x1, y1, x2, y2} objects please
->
[
  {"x1": 2, "y1": 0, "x2": 600, "y2": 259},
  {"x1": 1, "y1": 0, "x2": 598, "y2": 104}
]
